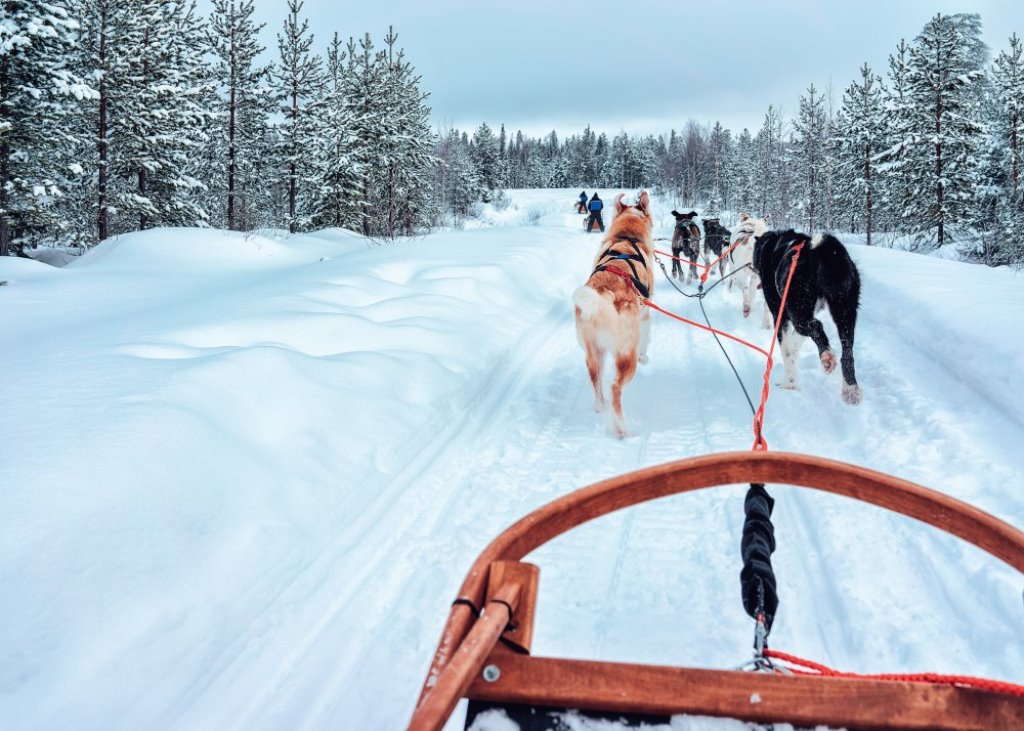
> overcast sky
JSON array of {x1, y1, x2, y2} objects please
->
[{"x1": 224, "y1": 0, "x2": 1024, "y2": 139}]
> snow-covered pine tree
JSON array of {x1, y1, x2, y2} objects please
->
[
  {"x1": 659, "y1": 129, "x2": 682, "y2": 195},
  {"x1": 731, "y1": 128, "x2": 756, "y2": 215},
  {"x1": 271, "y1": 0, "x2": 323, "y2": 233},
  {"x1": 979, "y1": 33, "x2": 1024, "y2": 265},
  {"x1": 310, "y1": 32, "x2": 357, "y2": 230},
  {"x1": 504, "y1": 130, "x2": 525, "y2": 189},
  {"x1": 1, "y1": 0, "x2": 91, "y2": 255},
  {"x1": 111, "y1": 0, "x2": 210, "y2": 232},
  {"x1": 706, "y1": 122, "x2": 734, "y2": 213},
  {"x1": 634, "y1": 135, "x2": 659, "y2": 189},
  {"x1": 902, "y1": 13, "x2": 987, "y2": 248},
  {"x1": 344, "y1": 33, "x2": 386, "y2": 236},
  {"x1": 67, "y1": 0, "x2": 124, "y2": 244},
  {"x1": 592, "y1": 132, "x2": 608, "y2": 187},
  {"x1": 822, "y1": 81, "x2": 838, "y2": 231},
  {"x1": 876, "y1": 39, "x2": 915, "y2": 237},
  {"x1": 433, "y1": 127, "x2": 482, "y2": 222},
  {"x1": 990, "y1": 34, "x2": 1024, "y2": 204},
  {"x1": 754, "y1": 107, "x2": 785, "y2": 221},
  {"x1": 602, "y1": 132, "x2": 631, "y2": 189},
  {"x1": 792, "y1": 84, "x2": 829, "y2": 231},
  {"x1": 833, "y1": 63, "x2": 887, "y2": 243},
  {"x1": 680, "y1": 122, "x2": 705, "y2": 204},
  {"x1": 376, "y1": 26, "x2": 435, "y2": 237},
  {"x1": 207, "y1": 0, "x2": 272, "y2": 231},
  {"x1": 471, "y1": 122, "x2": 500, "y2": 200}
]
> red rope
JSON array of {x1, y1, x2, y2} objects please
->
[
  {"x1": 763, "y1": 649, "x2": 1024, "y2": 698},
  {"x1": 654, "y1": 248, "x2": 703, "y2": 270},
  {"x1": 643, "y1": 300, "x2": 769, "y2": 358},
  {"x1": 654, "y1": 233, "x2": 750, "y2": 283},
  {"x1": 750, "y1": 243, "x2": 803, "y2": 450}
]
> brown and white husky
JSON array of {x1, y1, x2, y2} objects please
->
[{"x1": 573, "y1": 191, "x2": 654, "y2": 438}]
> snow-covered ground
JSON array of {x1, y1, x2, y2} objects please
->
[{"x1": 2, "y1": 189, "x2": 1023, "y2": 730}]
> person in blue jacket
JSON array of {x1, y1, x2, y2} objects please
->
[
  {"x1": 577, "y1": 191, "x2": 588, "y2": 213},
  {"x1": 586, "y1": 192, "x2": 604, "y2": 232}
]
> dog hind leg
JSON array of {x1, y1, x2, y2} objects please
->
[
  {"x1": 584, "y1": 341, "x2": 606, "y2": 412},
  {"x1": 610, "y1": 351, "x2": 638, "y2": 438},
  {"x1": 830, "y1": 301, "x2": 861, "y2": 405}
]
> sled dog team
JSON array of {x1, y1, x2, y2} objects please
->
[{"x1": 574, "y1": 192, "x2": 862, "y2": 438}]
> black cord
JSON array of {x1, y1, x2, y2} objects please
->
[
  {"x1": 698, "y1": 295, "x2": 757, "y2": 417},
  {"x1": 653, "y1": 255, "x2": 757, "y2": 416}
]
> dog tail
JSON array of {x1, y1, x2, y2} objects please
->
[
  {"x1": 814, "y1": 234, "x2": 862, "y2": 307},
  {"x1": 573, "y1": 285, "x2": 609, "y2": 322}
]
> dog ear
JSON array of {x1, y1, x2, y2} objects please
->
[
  {"x1": 670, "y1": 209, "x2": 680, "y2": 218},
  {"x1": 763, "y1": 214, "x2": 771, "y2": 222},
  {"x1": 614, "y1": 193, "x2": 626, "y2": 214},
  {"x1": 739, "y1": 213, "x2": 749, "y2": 222},
  {"x1": 637, "y1": 191, "x2": 650, "y2": 215}
]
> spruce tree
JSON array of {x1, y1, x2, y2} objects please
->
[
  {"x1": 310, "y1": 32, "x2": 357, "y2": 230},
  {"x1": 344, "y1": 33, "x2": 386, "y2": 236},
  {"x1": 471, "y1": 122, "x2": 500, "y2": 196},
  {"x1": 1, "y1": 0, "x2": 89, "y2": 255},
  {"x1": 903, "y1": 13, "x2": 987, "y2": 247},
  {"x1": 834, "y1": 64, "x2": 887, "y2": 243},
  {"x1": 112, "y1": 0, "x2": 210, "y2": 232},
  {"x1": 272, "y1": 0, "x2": 323, "y2": 233},
  {"x1": 207, "y1": 0, "x2": 271, "y2": 231},
  {"x1": 377, "y1": 27, "x2": 435, "y2": 236},
  {"x1": 793, "y1": 84, "x2": 829, "y2": 231},
  {"x1": 732, "y1": 128, "x2": 757, "y2": 214}
]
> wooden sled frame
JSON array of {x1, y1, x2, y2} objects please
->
[{"x1": 408, "y1": 451, "x2": 1024, "y2": 730}]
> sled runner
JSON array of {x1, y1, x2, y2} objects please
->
[{"x1": 407, "y1": 451, "x2": 1024, "y2": 730}]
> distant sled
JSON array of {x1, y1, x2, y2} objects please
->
[{"x1": 407, "y1": 451, "x2": 1024, "y2": 730}]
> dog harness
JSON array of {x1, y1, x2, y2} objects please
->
[{"x1": 591, "y1": 237, "x2": 651, "y2": 299}]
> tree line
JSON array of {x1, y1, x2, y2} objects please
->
[
  {"x1": 4, "y1": 7, "x2": 1023, "y2": 267},
  {"x1": 440, "y1": 13, "x2": 1024, "y2": 266}
]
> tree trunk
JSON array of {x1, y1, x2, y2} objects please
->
[
  {"x1": 935, "y1": 39, "x2": 944, "y2": 247},
  {"x1": 1012, "y1": 111, "x2": 1019, "y2": 204},
  {"x1": 289, "y1": 82, "x2": 297, "y2": 234},
  {"x1": 0, "y1": 55, "x2": 10, "y2": 257},
  {"x1": 97, "y1": 4, "x2": 109, "y2": 243},
  {"x1": 865, "y1": 143, "x2": 873, "y2": 246},
  {"x1": 138, "y1": 26, "x2": 150, "y2": 232},
  {"x1": 227, "y1": 12, "x2": 237, "y2": 231}
]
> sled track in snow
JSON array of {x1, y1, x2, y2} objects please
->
[{"x1": 222, "y1": 300, "x2": 584, "y2": 728}]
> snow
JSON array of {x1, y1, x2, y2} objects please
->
[{"x1": 2, "y1": 189, "x2": 1023, "y2": 730}]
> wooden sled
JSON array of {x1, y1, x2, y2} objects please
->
[{"x1": 408, "y1": 451, "x2": 1024, "y2": 730}]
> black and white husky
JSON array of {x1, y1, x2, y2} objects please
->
[{"x1": 753, "y1": 230, "x2": 862, "y2": 405}]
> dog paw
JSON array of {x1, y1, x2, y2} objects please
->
[
  {"x1": 743, "y1": 305, "x2": 751, "y2": 318},
  {"x1": 842, "y1": 384, "x2": 863, "y2": 405},
  {"x1": 593, "y1": 400, "x2": 606, "y2": 413},
  {"x1": 820, "y1": 351, "x2": 837, "y2": 374},
  {"x1": 776, "y1": 379, "x2": 799, "y2": 390}
]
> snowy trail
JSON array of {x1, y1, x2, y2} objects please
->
[{"x1": 2, "y1": 191, "x2": 1024, "y2": 730}]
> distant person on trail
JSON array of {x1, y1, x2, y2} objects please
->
[
  {"x1": 577, "y1": 191, "x2": 588, "y2": 213},
  {"x1": 587, "y1": 193, "x2": 604, "y2": 233}
]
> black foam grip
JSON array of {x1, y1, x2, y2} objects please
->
[{"x1": 740, "y1": 483, "x2": 778, "y2": 633}]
